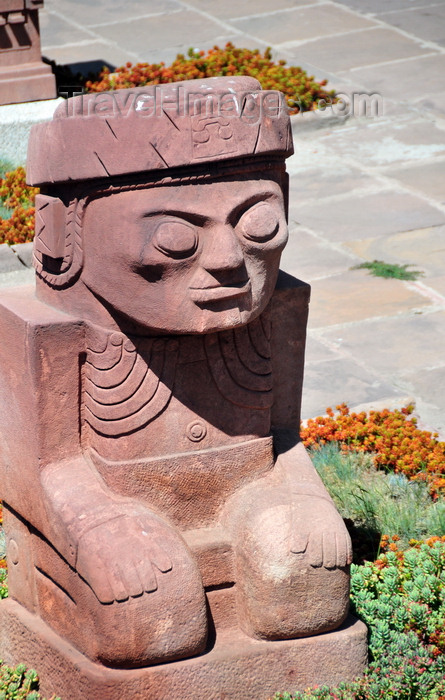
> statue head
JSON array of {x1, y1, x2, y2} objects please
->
[{"x1": 27, "y1": 77, "x2": 293, "y2": 334}]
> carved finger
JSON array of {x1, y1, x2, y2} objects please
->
[
  {"x1": 291, "y1": 532, "x2": 309, "y2": 555},
  {"x1": 335, "y1": 531, "x2": 348, "y2": 568},
  {"x1": 322, "y1": 531, "x2": 337, "y2": 569},
  {"x1": 308, "y1": 531, "x2": 323, "y2": 567},
  {"x1": 346, "y1": 534, "x2": 353, "y2": 565},
  {"x1": 86, "y1": 559, "x2": 117, "y2": 604},
  {"x1": 137, "y1": 557, "x2": 158, "y2": 594},
  {"x1": 122, "y1": 557, "x2": 145, "y2": 598},
  {"x1": 148, "y1": 538, "x2": 172, "y2": 574},
  {"x1": 107, "y1": 561, "x2": 130, "y2": 603}
]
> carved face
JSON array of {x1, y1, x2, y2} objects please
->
[{"x1": 81, "y1": 176, "x2": 288, "y2": 334}]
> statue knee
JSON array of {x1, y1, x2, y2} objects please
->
[
  {"x1": 31, "y1": 528, "x2": 208, "y2": 667},
  {"x1": 230, "y1": 495, "x2": 350, "y2": 640}
]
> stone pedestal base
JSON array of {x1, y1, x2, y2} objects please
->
[
  {"x1": 0, "y1": 61, "x2": 56, "y2": 105},
  {"x1": 0, "y1": 599, "x2": 367, "y2": 700}
]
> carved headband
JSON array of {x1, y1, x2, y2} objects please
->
[{"x1": 27, "y1": 76, "x2": 293, "y2": 188}]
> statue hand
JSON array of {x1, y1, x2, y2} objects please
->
[
  {"x1": 290, "y1": 495, "x2": 353, "y2": 569},
  {"x1": 76, "y1": 513, "x2": 172, "y2": 603}
]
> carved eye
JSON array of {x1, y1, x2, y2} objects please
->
[
  {"x1": 238, "y1": 202, "x2": 280, "y2": 243},
  {"x1": 153, "y1": 219, "x2": 198, "y2": 259}
]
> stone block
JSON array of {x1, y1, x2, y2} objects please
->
[
  {"x1": 0, "y1": 600, "x2": 368, "y2": 700},
  {"x1": 0, "y1": 1, "x2": 56, "y2": 105}
]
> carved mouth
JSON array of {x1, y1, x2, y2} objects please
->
[{"x1": 189, "y1": 279, "x2": 251, "y2": 303}]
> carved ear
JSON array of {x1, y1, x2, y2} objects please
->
[
  {"x1": 33, "y1": 194, "x2": 84, "y2": 288},
  {"x1": 34, "y1": 194, "x2": 66, "y2": 258}
]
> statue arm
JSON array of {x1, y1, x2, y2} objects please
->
[{"x1": 41, "y1": 457, "x2": 173, "y2": 603}]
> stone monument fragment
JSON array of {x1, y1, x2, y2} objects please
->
[
  {"x1": 0, "y1": 77, "x2": 367, "y2": 699},
  {"x1": 0, "y1": 0, "x2": 55, "y2": 105}
]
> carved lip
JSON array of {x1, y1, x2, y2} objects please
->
[{"x1": 189, "y1": 279, "x2": 251, "y2": 303}]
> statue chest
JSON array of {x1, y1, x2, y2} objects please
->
[{"x1": 81, "y1": 318, "x2": 275, "y2": 525}]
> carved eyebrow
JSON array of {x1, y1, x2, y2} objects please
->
[
  {"x1": 229, "y1": 191, "x2": 278, "y2": 225},
  {"x1": 142, "y1": 211, "x2": 208, "y2": 226},
  {"x1": 141, "y1": 189, "x2": 280, "y2": 227}
]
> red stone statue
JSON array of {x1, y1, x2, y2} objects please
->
[
  {"x1": 0, "y1": 0, "x2": 56, "y2": 105},
  {"x1": 0, "y1": 77, "x2": 366, "y2": 698}
]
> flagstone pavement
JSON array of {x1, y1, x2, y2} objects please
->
[{"x1": 2, "y1": 0, "x2": 445, "y2": 436}]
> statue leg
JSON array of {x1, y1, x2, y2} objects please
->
[
  {"x1": 4, "y1": 506, "x2": 208, "y2": 667},
  {"x1": 223, "y1": 440, "x2": 351, "y2": 640}
]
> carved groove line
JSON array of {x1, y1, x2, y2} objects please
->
[
  {"x1": 84, "y1": 333, "x2": 177, "y2": 436},
  {"x1": 204, "y1": 315, "x2": 273, "y2": 410},
  {"x1": 233, "y1": 324, "x2": 270, "y2": 376},
  {"x1": 247, "y1": 314, "x2": 271, "y2": 360},
  {"x1": 33, "y1": 197, "x2": 84, "y2": 288},
  {"x1": 218, "y1": 331, "x2": 272, "y2": 392}
]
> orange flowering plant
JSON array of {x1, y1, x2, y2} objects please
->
[
  {"x1": 85, "y1": 43, "x2": 335, "y2": 114},
  {"x1": 301, "y1": 404, "x2": 445, "y2": 499},
  {"x1": 0, "y1": 166, "x2": 38, "y2": 245}
]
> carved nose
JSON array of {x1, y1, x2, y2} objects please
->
[{"x1": 201, "y1": 224, "x2": 244, "y2": 274}]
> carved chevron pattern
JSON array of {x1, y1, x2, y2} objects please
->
[
  {"x1": 84, "y1": 327, "x2": 178, "y2": 437},
  {"x1": 204, "y1": 314, "x2": 273, "y2": 410}
]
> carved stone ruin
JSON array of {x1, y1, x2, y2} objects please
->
[
  {"x1": 0, "y1": 0, "x2": 55, "y2": 105},
  {"x1": 0, "y1": 77, "x2": 367, "y2": 699}
]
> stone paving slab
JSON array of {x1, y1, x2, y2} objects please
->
[
  {"x1": 301, "y1": 355, "x2": 403, "y2": 420},
  {"x1": 231, "y1": 4, "x2": 377, "y2": 45},
  {"x1": 383, "y1": 161, "x2": 445, "y2": 203},
  {"x1": 0, "y1": 269, "x2": 35, "y2": 288},
  {"x1": 287, "y1": 165, "x2": 377, "y2": 200},
  {"x1": 425, "y1": 275, "x2": 445, "y2": 297},
  {"x1": 318, "y1": 120, "x2": 445, "y2": 166},
  {"x1": 343, "y1": 226, "x2": 445, "y2": 278},
  {"x1": 40, "y1": 43, "x2": 135, "y2": 73},
  {"x1": 380, "y1": 5, "x2": 445, "y2": 47},
  {"x1": 332, "y1": 0, "x2": 438, "y2": 13},
  {"x1": 55, "y1": 0, "x2": 182, "y2": 27},
  {"x1": 0, "y1": 244, "x2": 24, "y2": 273},
  {"x1": 307, "y1": 270, "x2": 432, "y2": 328},
  {"x1": 304, "y1": 335, "x2": 340, "y2": 364},
  {"x1": 39, "y1": 10, "x2": 96, "y2": 48},
  {"x1": 11, "y1": 243, "x2": 33, "y2": 269},
  {"x1": 0, "y1": 98, "x2": 63, "y2": 166},
  {"x1": 401, "y1": 366, "x2": 445, "y2": 436},
  {"x1": 282, "y1": 228, "x2": 358, "y2": 281},
  {"x1": 185, "y1": 0, "x2": 318, "y2": 20},
  {"x1": 283, "y1": 27, "x2": 432, "y2": 74},
  {"x1": 414, "y1": 92, "x2": 445, "y2": 119},
  {"x1": 317, "y1": 310, "x2": 445, "y2": 375},
  {"x1": 290, "y1": 191, "x2": 445, "y2": 243},
  {"x1": 91, "y1": 11, "x2": 230, "y2": 57},
  {"x1": 339, "y1": 54, "x2": 445, "y2": 103}
]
